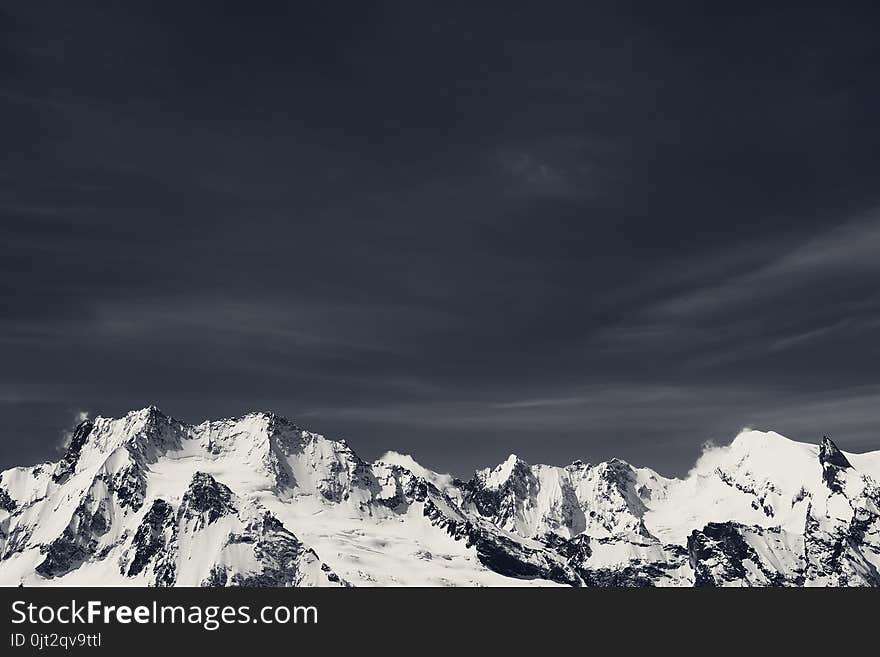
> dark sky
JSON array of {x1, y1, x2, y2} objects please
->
[{"x1": 2, "y1": 2, "x2": 880, "y2": 477}]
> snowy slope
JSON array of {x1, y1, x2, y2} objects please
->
[{"x1": 1, "y1": 408, "x2": 878, "y2": 586}]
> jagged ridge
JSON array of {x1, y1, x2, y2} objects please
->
[{"x1": 1, "y1": 408, "x2": 879, "y2": 587}]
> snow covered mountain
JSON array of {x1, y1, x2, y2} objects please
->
[{"x1": 1, "y1": 407, "x2": 878, "y2": 587}]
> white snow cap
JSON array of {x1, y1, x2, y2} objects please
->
[
  {"x1": 375, "y1": 451, "x2": 455, "y2": 491},
  {"x1": 2, "y1": 408, "x2": 879, "y2": 587}
]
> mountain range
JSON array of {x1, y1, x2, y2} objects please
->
[{"x1": 1, "y1": 406, "x2": 878, "y2": 586}]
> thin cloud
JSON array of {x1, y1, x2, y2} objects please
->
[{"x1": 59, "y1": 410, "x2": 89, "y2": 451}]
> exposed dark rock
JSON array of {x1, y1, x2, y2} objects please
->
[
  {"x1": 35, "y1": 494, "x2": 111, "y2": 579},
  {"x1": 602, "y1": 459, "x2": 647, "y2": 511},
  {"x1": 803, "y1": 493, "x2": 880, "y2": 586},
  {"x1": 464, "y1": 479, "x2": 502, "y2": 518},
  {"x1": 152, "y1": 553, "x2": 177, "y2": 587},
  {"x1": 53, "y1": 420, "x2": 93, "y2": 484},
  {"x1": 238, "y1": 516, "x2": 303, "y2": 586},
  {"x1": 819, "y1": 435, "x2": 853, "y2": 493},
  {"x1": 270, "y1": 420, "x2": 380, "y2": 503},
  {"x1": 226, "y1": 512, "x2": 347, "y2": 587},
  {"x1": 423, "y1": 492, "x2": 581, "y2": 586},
  {"x1": 179, "y1": 472, "x2": 236, "y2": 526},
  {"x1": 126, "y1": 499, "x2": 174, "y2": 577},
  {"x1": 7, "y1": 409, "x2": 880, "y2": 588},
  {"x1": 100, "y1": 449, "x2": 147, "y2": 511},
  {"x1": 464, "y1": 456, "x2": 536, "y2": 524},
  {"x1": 374, "y1": 466, "x2": 429, "y2": 511},
  {"x1": 547, "y1": 533, "x2": 592, "y2": 562},
  {"x1": 202, "y1": 565, "x2": 229, "y2": 587},
  {"x1": 321, "y1": 562, "x2": 342, "y2": 583},
  {"x1": 581, "y1": 566, "x2": 659, "y2": 587},
  {"x1": 715, "y1": 467, "x2": 779, "y2": 518},
  {"x1": 688, "y1": 522, "x2": 792, "y2": 587},
  {"x1": 35, "y1": 532, "x2": 91, "y2": 579},
  {"x1": 554, "y1": 533, "x2": 688, "y2": 587},
  {"x1": 0, "y1": 488, "x2": 15, "y2": 513}
]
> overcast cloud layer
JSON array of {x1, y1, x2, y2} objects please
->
[{"x1": 2, "y1": 3, "x2": 880, "y2": 476}]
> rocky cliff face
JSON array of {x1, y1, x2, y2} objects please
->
[{"x1": 1, "y1": 408, "x2": 878, "y2": 586}]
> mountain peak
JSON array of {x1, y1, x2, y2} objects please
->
[
  {"x1": 5, "y1": 409, "x2": 880, "y2": 587},
  {"x1": 231, "y1": 410, "x2": 307, "y2": 438},
  {"x1": 501, "y1": 453, "x2": 523, "y2": 468},
  {"x1": 180, "y1": 472, "x2": 236, "y2": 526},
  {"x1": 605, "y1": 457, "x2": 633, "y2": 469},
  {"x1": 819, "y1": 435, "x2": 852, "y2": 470},
  {"x1": 480, "y1": 453, "x2": 531, "y2": 489},
  {"x1": 818, "y1": 435, "x2": 853, "y2": 493},
  {"x1": 242, "y1": 409, "x2": 279, "y2": 422},
  {"x1": 730, "y1": 428, "x2": 794, "y2": 449},
  {"x1": 375, "y1": 451, "x2": 455, "y2": 491},
  {"x1": 129, "y1": 405, "x2": 167, "y2": 420}
]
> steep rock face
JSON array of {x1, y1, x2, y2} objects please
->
[
  {"x1": 1, "y1": 408, "x2": 879, "y2": 587},
  {"x1": 375, "y1": 451, "x2": 460, "y2": 499},
  {"x1": 643, "y1": 430, "x2": 845, "y2": 545},
  {"x1": 819, "y1": 435, "x2": 854, "y2": 493},
  {"x1": 25, "y1": 407, "x2": 184, "y2": 579},
  {"x1": 53, "y1": 420, "x2": 93, "y2": 484},
  {"x1": 688, "y1": 523, "x2": 805, "y2": 587},
  {"x1": 193, "y1": 413, "x2": 295, "y2": 492},
  {"x1": 220, "y1": 513, "x2": 348, "y2": 587},
  {"x1": 464, "y1": 455, "x2": 543, "y2": 536},
  {"x1": 463, "y1": 455, "x2": 669, "y2": 541},
  {"x1": 685, "y1": 437, "x2": 880, "y2": 587},
  {"x1": 35, "y1": 445, "x2": 149, "y2": 579},
  {"x1": 421, "y1": 485, "x2": 582, "y2": 586},
  {"x1": 179, "y1": 472, "x2": 237, "y2": 529},
  {"x1": 562, "y1": 531, "x2": 691, "y2": 587},
  {"x1": 566, "y1": 459, "x2": 668, "y2": 538},
  {"x1": 35, "y1": 492, "x2": 110, "y2": 578},
  {"x1": 271, "y1": 420, "x2": 380, "y2": 505},
  {"x1": 118, "y1": 472, "x2": 346, "y2": 587},
  {"x1": 0, "y1": 487, "x2": 15, "y2": 513},
  {"x1": 126, "y1": 499, "x2": 174, "y2": 578},
  {"x1": 802, "y1": 441, "x2": 880, "y2": 586},
  {"x1": 192, "y1": 413, "x2": 382, "y2": 506},
  {"x1": 371, "y1": 462, "x2": 431, "y2": 511}
]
